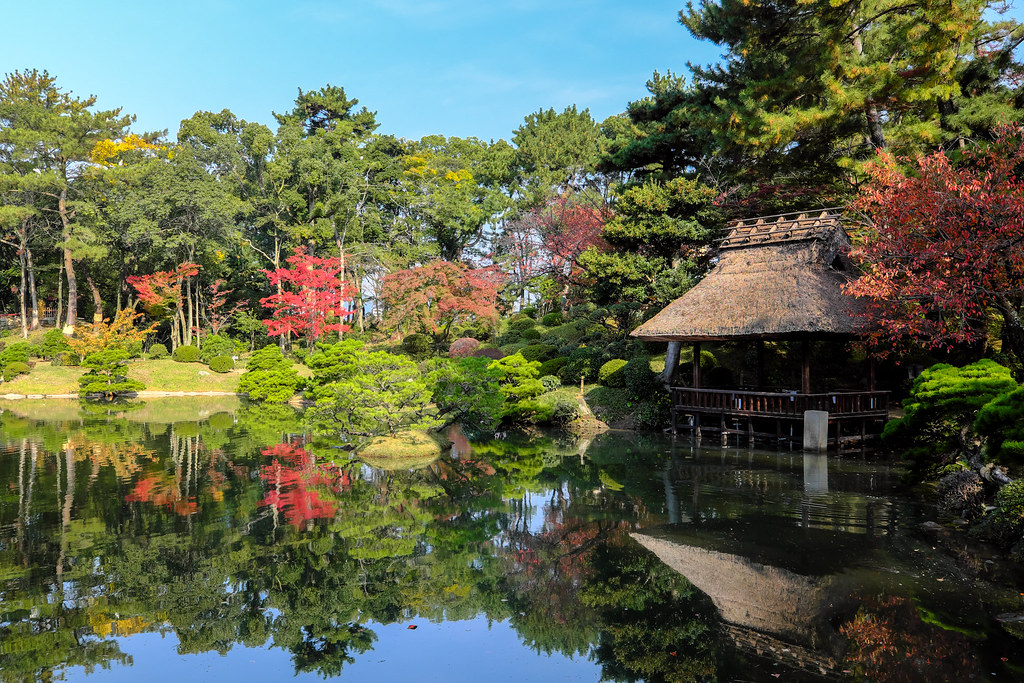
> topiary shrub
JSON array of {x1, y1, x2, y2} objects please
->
[
  {"x1": 148, "y1": 343, "x2": 169, "y2": 359},
  {"x1": 541, "y1": 312, "x2": 563, "y2": 326},
  {"x1": 884, "y1": 359, "x2": 1017, "y2": 476},
  {"x1": 599, "y1": 359, "x2": 628, "y2": 387},
  {"x1": 540, "y1": 375, "x2": 562, "y2": 391},
  {"x1": 539, "y1": 357, "x2": 568, "y2": 377},
  {"x1": 623, "y1": 356, "x2": 659, "y2": 399},
  {"x1": 401, "y1": 333, "x2": 431, "y2": 358},
  {"x1": 559, "y1": 347, "x2": 603, "y2": 384},
  {"x1": 238, "y1": 345, "x2": 302, "y2": 403},
  {"x1": 172, "y1": 344, "x2": 201, "y2": 362},
  {"x1": 472, "y1": 347, "x2": 505, "y2": 360},
  {"x1": 449, "y1": 337, "x2": 481, "y2": 358},
  {"x1": 3, "y1": 361, "x2": 30, "y2": 381},
  {"x1": 208, "y1": 355, "x2": 235, "y2": 373},
  {"x1": 200, "y1": 334, "x2": 235, "y2": 364},
  {"x1": 77, "y1": 349, "x2": 145, "y2": 397},
  {"x1": 0, "y1": 342, "x2": 31, "y2": 367},
  {"x1": 509, "y1": 318, "x2": 536, "y2": 333},
  {"x1": 520, "y1": 343, "x2": 558, "y2": 363},
  {"x1": 975, "y1": 385, "x2": 1024, "y2": 465},
  {"x1": 520, "y1": 306, "x2": 538, "y2": 319},
  {"x1": 38, "y1": 329, "x2": 71, "y2": 359},
  {"x1": 520, "y1": 327, "x2": 542, "y2": 341}
]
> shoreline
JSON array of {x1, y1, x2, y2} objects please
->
[{"x1": 0, "y1": 390, "x2": 244, "y2": 400}]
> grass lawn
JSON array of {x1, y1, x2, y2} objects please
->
[{"x1": 1, "y1": 358, "x2": 243, "y2": 395}]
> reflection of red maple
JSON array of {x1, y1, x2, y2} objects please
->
[
  {"x1": 840, "y1": 595, "x2": 979, "y2": 682},
  {"x1": 259, "y1": 442, "x2": 342, "y2": 527},
  {"x1": 125, "y1": 475, "x2": 197, "y2": 516}
]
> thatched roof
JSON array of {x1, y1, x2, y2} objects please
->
[{"x1": 632, "y1": 208, "x2": 869, "y2": 342}]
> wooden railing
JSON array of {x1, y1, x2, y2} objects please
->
[{"x1": 670, "y1": 387, "x2": 889, "y2": 419}]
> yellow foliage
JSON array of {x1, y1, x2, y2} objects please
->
[
  {"x1": 90, "y1": 134, "x2": 161, "y2": 166},
  {"x1": 66, "y1": 308, "x2": 157, "y2": 358}
]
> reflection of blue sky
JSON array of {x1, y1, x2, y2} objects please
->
[
  {"x1": 0, "y1": 0, "x2": 713, "y2": 143},
  {"x1": 66, "y1": 617, "x2": 600, "y2": 682}
]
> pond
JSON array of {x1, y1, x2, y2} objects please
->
[{"x1": 1, "y1": 397, "x2": 1023, "y2": 682}]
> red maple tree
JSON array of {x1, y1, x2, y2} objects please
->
[
  {"x1": 259, "y1": 246, "x2": 356, "y2": 346},
  {"x1": 127, "y1": 262, "x2": 201, "y2": 317},
  {"x1": 538, "y1": 194, "x2": 610, "y2": 285},
  {"x1": 380, "y1": 260, "x2": 506, "y2": 343},
  {"x1": 206, "y1": 279, "x2": 244, "y2": 335},
  {"x1": 846, "y1": 126, "x2": 1024, "y2": 359}
]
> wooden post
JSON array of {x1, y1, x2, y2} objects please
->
[
  {"x1": 693, "y1": 342, "x2": 702, "y2": 390},
  {"x1": 868, "y1": 356, "x2": 877, "y2": 392},
  {"x1": 801, "y1": 340, "x2": 811, "y2": 394}
]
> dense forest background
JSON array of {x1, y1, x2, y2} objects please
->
[{"x1": 1, "y1": 0, "x2": 1022, "y2": 355}]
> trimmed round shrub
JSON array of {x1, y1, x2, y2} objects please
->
[
  {"x1": 401, "y1": 333, "x2": 431, "y2": 357},
  {"x1": 540, "y1": 375, "x2": 562, "y2": 391},
  {"x1": 449, "y1": 337, "x2": 481, "y2": 358},
  {"x1": 521, "y1": 344, "x2": 558, "y2": 363},
  {"x1": 599, "y1": 359, "x2": 628, "y2": 387},
  {"x1": 3, "y1": 361, "x2": 30, "y2": 380},
  {"x1": 559, "y1": 347, "x2": 603, "y2": 384},
  {"x1": 541, "y1": 312, "x2": 563, "y2": 326},
  {"x1": 520, "y1": 306, "x2": 538, "y2": 319},
  {"x1": 200, "y1": 334, "x2": 235, "y2": 364},
  {"x1": 0, "y1": 342, "x2": 31, "y2": 366},
  {"x1": 509, "y1": 318, "x2": 536, "y2": 333},
  {"x1": 208, "y1": 355, "x2": 235, "y2": 373},
  {"x1": 172, "y1": 344, "x2": 201, "y2": 362},
  {"x1": 624, "y1": 356, "x2": 659, "y2": 399},
  {"x1": 472, "y1": 347, "x2": 505, "y2": 360},
  {"x1": 148, "y1": 343, "x2": 169, "y2": 359},
  {"x1": 520, "y1": 328, "x2": 542, "y2": 341},
  {"x1": 539, "y1": 357, "x2": 568, "y2": 377}
]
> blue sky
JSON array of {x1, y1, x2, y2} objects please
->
[{"x1": 1, "y1": 0, "x2": 719, "y2": 143}]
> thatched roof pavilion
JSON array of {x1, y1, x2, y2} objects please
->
[
  {"x1": 631, "y1": 209, "x2": 887, "y2": 445},
  {"x1": 632, "y1": 208, "x2": 868, "y2": 342}
]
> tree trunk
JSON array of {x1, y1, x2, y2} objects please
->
[
  {"x1": 55, "y1": 257, "x2": 64, "y2": 331},
  {"x1": 26, "y1": 245, "x2": 39, "y2": 330},
  {"x1": 996, "y1": 295, "x2": 1024, "y2": 364},
  {"x1": 85, "y1": 270, "x2": 103, "y2": 323},
  {"x1": 17, "y1": 247, "x2": 27, "y2": 339},
  {"x1": 59, "y1": 189, "x2": 77, "y2": 334},
  {"x1": 185, "y1": 278, "x2": 194, "y2": 347},
  {"x1": 661, "y1": 341, "x2": 682, "y2": 387},
  {"x1": 866, "y1": 106, "x2": 886, "y2": 149}
]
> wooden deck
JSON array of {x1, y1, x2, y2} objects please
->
[{"x1": 669, "y1": 387, "x2": 889, "y2": 447}]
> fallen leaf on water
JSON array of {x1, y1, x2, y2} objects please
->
[{"x1": 407, "y1": 625, "x2": 417, "y2": 630}]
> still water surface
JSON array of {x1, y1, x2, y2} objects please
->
[{"x1": 1, "y1": 397, "x2": 1023, "y2": 682}]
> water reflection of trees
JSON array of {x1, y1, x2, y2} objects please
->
[{"x1": 0, "y1": 407, "x2": 721, "y2": 682}]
